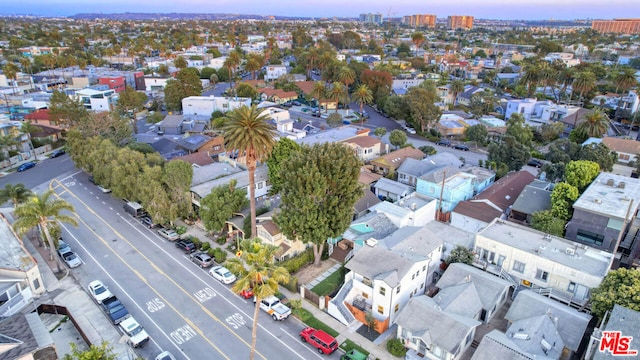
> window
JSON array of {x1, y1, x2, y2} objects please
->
[
  {"x1": 568, "y1": 282, "x2": 576, "y2": 292},
  {"x1": 377, "y1": 305, "x2": 384, "y2": 314},
  {"x1": 411, "y1": 274, "x2": 415, "y2": 280},
  {"x1": 396, "y1": 285, "x2": 401, "y2": 294},
  {"x1": 576, "y1": 229, "x2": 604, "y2": 246},
  {"x1": 465, "y1": 332, "x2": 473, "y2": 345},
  {"x1": 33, "y1": 278, "x2": 40, "y2": 289},
  {"x1": 379, "y1": 287, "x2": 386, "y2": 296},
  {"x1": 513, "y1": 260, "x2": 525, "y2": 273},
  {"x1": 423, "y1": 265, "x2": 426, "y2": 271},
  {"x1": 362, "y1": 292, "x2": 369, "y2": 299},
  {"x1": 535, "y1": 269, "x2": 549, "y2": 282},
  {"x1": 395, "y1": 303, "x2": 400, "y2": 313}
]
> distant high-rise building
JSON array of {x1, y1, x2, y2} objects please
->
[
  {"x1": 447, "y1": 15, "x2": 474, "y2": 30},
  {"x1": 591, "y1": 18, "x2": 640, "y2": 34},
  {"x1": 359, "y1": 13, "x2": 384, "y2": 24},
  {"x1": 403, "y1": 14, "x2": 437, "y2": 28}
]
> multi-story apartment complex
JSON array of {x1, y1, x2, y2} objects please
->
[
  {"x1": 403, "y1": 14, "x2": 437, "y2": 28},
  {"x1": 359, "y1": 13, "x2": 384, "y2": 24},
  {"x1": 591, "y1": 18, "x2": 640, "y2": 34},
  {"x1": 447, "y1": 15, "x2": 474, "y2": 30}
]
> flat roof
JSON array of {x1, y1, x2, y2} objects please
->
[
  {"x1": 479, "y1": 219, "x2": 612, "y2": 277},
  {"x1": 573, "y1": 173, "x2": 640, "y2": 220}
]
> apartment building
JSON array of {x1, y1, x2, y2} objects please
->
[
  {"x1": 403, "y1": 14, "x2": 437, "y2": 28},
  {"x1": 447, "y1": 15, "x2": 474, "y2": 30},
  {"x1": 592, "y1": 18, "x2": 640, "y2": 34},
  {"x1": 359, "y1": 13, "x2": 384, "y2": 24}
]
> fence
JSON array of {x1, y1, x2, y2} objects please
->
[{"x1": 37, "y1": 303, "x2": 91, "y2": 346}]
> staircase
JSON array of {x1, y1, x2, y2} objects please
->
[
  {"x1": 497, "y1": 268, "x2": 522, "y2": 299},
  {"x1": 328, "y1": 279, "x2": 355, "y2": 325}
]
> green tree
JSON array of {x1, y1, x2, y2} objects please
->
[
  {"x1": 564, "y1": 160, "x2": 600, "y2": 191},
  {"x1": 329, "y1": 83, "x2": 346, "y2": 113},
  {"x1": 410, "y1": 32, "x2": 425, "y2": 54},
  {"x1": 374, "y1": 127, "x2": 387, "y2": 139},
  {"x1": 275, "y1": 143, "x2": 363, "y2": 266},
  {"x1": 266, "y1": 138, "x2": 301, "y2": 195},
  {"x1": 164, "y1": 68, "x2": 203, "y2": 111},
  {"x1": 116, "y1": 86, "x2": 147, "y2": 117},
  {"x1": 222, "y1": 105, "x2": 276, "y2": 238},
  {"x1": 531, "y1": 210, "x2": 566, "y2": 237},
  {"x1": 577, "y1": 108, "x2": 609, "y2": 138},
  {"x1": 352, "y1": 84, "x2": 373, "y2": 124},
  {"x1": 389, "y1": 129, "x2": 407, "y2": 149},
  {"x1": 464, "y1": 124, "x2": 488, "y2": 146},
  {"x1": 199, "y1": 67, "x2": 216, "y2": 80},
  {"x1": 49, "y1": 89, "x2": 89, "y2": 128},
  {"x1": 162, "y1": 160, "x2": 194, "y2": 224},
  {"x1": 127, "y1": 142, "x2": 155, "y2": 154},
  {"x1": 226, "y1": 239, "x2": 290, "y2": 360},
  {"x1": 406, "y1": 86, "x2": 441, "y2": 133},
  {"x1": 0, "y1": 183, "x2": 32, "y2": 207},
  {"x1": 236, "y1": 83, "x2": 258, "y2": 99},
  {"x1": 550, "y1": 182, "x2": 579, "y2": 221},
  {"x1": 75, "y1": 111, "x2": 132, "y2": 145},
  {"x1": 13, "y1": 191, "x2": 78, "y2": 270},
  {"x1": 337, "y1": 66, "x2": 356, "y2": 105},
  {"x1": 200, "y1": 180, "x2": 248, "y2": 234},
  {"x1": 311, "y1": 81, "x2": 328, "y2": 113},
  {"x1": 537, "y1": 122, "x2": 565, "y2": 143},
  {"x1": 445, "y1": 245, "x2": 474, "y2": 265},
  {"x1": 450, "y1": 80, "x2": 465, "y2": 106},
  {"x1": 487, "y1": 135, "x2": 530, "y2": 171},
  {"x1": 62, "y1": 341, "x2": 116, "y2": 360},
  {"x1": 578, "y1": 143, "x2": 616, "y2": 172},
  {"x1": 590, "y1": 268, "x2": 640, "y2": 320},
  {"x1": 326, "y1": 112, "x2": 343, "y2": 128},
  {"x1": 2, "y1": 62, "x2": 20, "y2": 94},
  {"x1": 174, "y1": 56, "x2": 187, "y2": 69},
  {"x1": 572, "y1": 70, "x2": 596, "y2": 104},
  {"x1": 506, "y1": 113, "x2": 533, "y2": 148}
]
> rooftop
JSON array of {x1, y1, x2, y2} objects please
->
[
  {"x1": 573, "y1": 173, "x2": 640, "y2": 220},
  {"x1": 479, "y1": 219, "x2": 613, "y2": 277},
  {"x1": 0, "y1": 214, "x2": 36, "y2": 272}
]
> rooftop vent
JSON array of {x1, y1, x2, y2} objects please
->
[
  {"x1": 565, "y1": 247, "x2": 575, "y2": 255},
  {"x1": 618, "y1": 182, "x2": 626, "y2": 189},
  {"x1": 606, "y1": 179, "x2": 615, "y2": 186},
  {"x1": 365, "y1": 238, "x2": 378, "y2": 247}
]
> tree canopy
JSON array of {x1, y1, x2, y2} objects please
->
[
  {"x1": 164, "y1": 68, "x2": 203, "y2": 111},
  {"x1": 590, "y1": 268, "x2": 640, "y2": 320},
  {"x1": 266, "y1": 138, "x2": 301, "y2": 195},
  {"x1": 275, "y1": 143, "x2": 362, "y2": 266},
  {"x1": 564, "y1": 160, "x2": 600, "y2": 191},
  {"x1": 200, "y1": 180, "x2": 248, "y2": 234}
]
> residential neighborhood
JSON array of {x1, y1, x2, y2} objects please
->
[{"x1": 1, "y1": 5, "x2": 640, "y2": 360}]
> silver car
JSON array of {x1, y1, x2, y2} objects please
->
[
  {"x1": 157, "y1": 228, "x2": 180, "y2": 241},
  {"x1": 61, "y1": 250, "x2": 82, "y2": 268}
]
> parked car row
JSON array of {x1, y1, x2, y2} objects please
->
[
  {"x1": 434, "y1": 139, "x2": 470, "y2": 151},
  {"x1": 88, "y1": 279, "x2": 150, "y2": 348},
  {"x1": 57, "y1": 238, "x2": 82, "y2": 268}
]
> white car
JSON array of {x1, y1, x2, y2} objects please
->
[
  {"x1": 155, "y1": 351, "x2": 176, "y2": 360},
  {"x1": 406, "y1": 127, "x2": 417, "y2": 135},
  {"x1": 61, "y1": 250, "x2": 82, "y2": 268},
  {"x1": 119, "y1": 316, "x2": 150, "y2": 348},
  {"x1": 157, "y1": 228, "x2": 180, "y2": 241},
  {"x1": 209, "y1": 266, "x2": 236, "y2": 284},
  {"x1": 97, "y1": 185, "x2": 112, "y2": 193},
  {"x1": 88, "y1": 280, "x2": 113, "y2": 304}
]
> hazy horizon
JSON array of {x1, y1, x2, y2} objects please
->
[{"x1": 2, "y1": 0, "x2": 639, "y2": 20}]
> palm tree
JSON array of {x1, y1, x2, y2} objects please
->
[
  {"x1": 3, "y1": 62, "x2": 20, "y2": 95},
  {"x1": 222, "y1": 105, "x2": 276, "y2": 238},
  {"x1": 245, "y1": 54, "x2": 263, "y2": 80},
  {"x1": 450, "y1": 80, "x2": 465, "y2": 106},
  {"x1": 13, "y1": 191, "x2": 78, "y2": 271},
  {"x1": 613, "y1": 68, "x2": 638, "y2": 110},
  {"x1": 329, "y1": 83, "x2": 345, "y2": 113},
  {"x1": 352, "y1": 84, "x2": 373, "y2": 126},
  {"x1": 520, "y1": 64, "x2": 540, "y2": 97},
  {"x1": 0, "y1": 183, "x2": 32, "y2": 207},
  {"x1": 311, "y1": 81, "x2": 327, "y2": 113},
  {"x1": 538, "y1": 63, "x2": 557, "y2": 98},
  {"x1": 578, "y1": 108, "x2": 610, "y2": 138},
  {"x1": 411, "y1": 32, "x2": 425, "y2": 55},
  {"x1": 572, "y1": 71, "x2": 596, "y2": 105},
  {"x1": 226, "y1": 239, "x2": 290, "y2": 360},
  {"x1": 173, "y1": 56, "x2": 187, "y2": 69},
  {"x1": 224, "y1": 51, "x2": 242, "y2": 91},
  {"x1": 337, "y1": 66, "x2": 356, "y2": 109}
]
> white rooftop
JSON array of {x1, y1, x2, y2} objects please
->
[{"x1": 573, "y1": 173, "x2": 640, "y2": 220}]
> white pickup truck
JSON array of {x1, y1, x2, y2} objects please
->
[{"x1": 259, "y1": 296, "x2": 291, "y2": 321}]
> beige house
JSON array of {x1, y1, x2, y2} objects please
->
[
  {"x1": 602, "y1": 137, "x2": 640, "y2": 163},
  {"x1": 343, "y1": 136, "x2": 388, "y2": 162},
  {"x1": 256, "y1": 213, "x2": 308, "y2": 261}
]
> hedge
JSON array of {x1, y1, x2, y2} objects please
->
[{"x1": 279, "y1": 248, "x2": 314, "y2": 273}]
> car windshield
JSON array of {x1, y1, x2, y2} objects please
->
[
  {"x1": 128, "y1": 324, "x2": 143, "y2": 336},
  {"x1": 94, "y1": 286, "x2": 106, "y2": 294}
]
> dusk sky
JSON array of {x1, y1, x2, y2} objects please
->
[{"x1": 2, "y1": 0, "x2": 639, "y2": 20}]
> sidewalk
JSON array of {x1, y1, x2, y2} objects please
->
[{"x1": 180, "y1": 221, "x2": 399, "y2": 360}]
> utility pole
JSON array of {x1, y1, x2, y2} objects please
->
[{"x1": 437, "y1": 169, "x2": 446, "y2": 221}]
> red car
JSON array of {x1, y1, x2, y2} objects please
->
[
  {"x1": 300, "y1": 327, "x2": 338, "y2": 355},
  {"x1": 239, "y1": 288, "x2": 254, "y2": 299}
]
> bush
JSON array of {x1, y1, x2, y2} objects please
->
[
  {"x1": 387, "y1": 338, "x2": 408, "y2": 357},
  {"x1": 419, "y1": 145, "x2": 437, "y2": 155},
  {"x1": 207, "y1": 247, "x2": 216, "y2": 258},
  {"x1": 429, "y1": 128, "x2": 441, "y2": 137},
  {"x1": 288, "y1": 299, "x2": 302, "y2": 310},
  {"x1": 279, "y1": 248, "x2": 314, "y2": 273},
  {"x1": 200, "y1": 241, "x2": 210, "y2": 251},
  {"x1": 282, "y1": 276, "x2": 299, "y2": 293},
  {"x1": 175, "y1": 225, "x2": 187, "y2": 235},
  {"x1": 216, "y1": 236, "x2": 227, "y2": 245},
  {"x1": 213, "y1": 248, "x2": 227, "y2": 263},
  {"x1": 190, "y1": 237, "x2": 201, "y2": 250}
]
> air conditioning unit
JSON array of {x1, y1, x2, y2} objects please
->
[
  {"x1": 565, "y1": 247, "x2": 575, "y2": 255},
  {"x1": 365, "y1": 238, "x2": 378, "y2": 247}
]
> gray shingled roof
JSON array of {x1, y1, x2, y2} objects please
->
[
  {"x1": 471, "y1": 330, "x2": 535, "y2": 360},
  {"x1": 506, "y1": 290, "x2": 591, "y2": 351},
  {"x1": 345, "y1": 244, "x2": 420, "y2": 288},
  {"x1": 373, "y1": 178, "x2": 411, "y2": 197},
  {"x1": 396, "y1": 296, "x2": 481, "y2": 354},
  {"x1": 434, "y1": 282, "x2": 483, "y2": 319},
  {"x1": 511, "y1": 184, "x2": 552, "y2": 215},
  {"x1": 436, "y1": 263, "x2": 512, "y2": 311},
  {"x1": 593, "y1": 304, "x2": 640, "y2": 360},
  {"x1": 0, "y1": 313, "x2": 53, "y2": 360},
  {"x1": 397, "y1": 153, "x2": 463, "y2": 178},
  {"x1": 381, "y1": 223, "x2": 445, "y2": 258}
]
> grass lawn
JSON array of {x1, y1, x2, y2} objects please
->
[
  {"x1": 339, "y1": 339, "x2": 370, "y2": 356},
  {"x1": 311, "y1": 267, "x2": 345, "y2": 296},
  {"x1": 292, "y1": 308, "x2": 340, "y2": 338}
]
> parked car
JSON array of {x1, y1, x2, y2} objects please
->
[
  {"x1": 209, "y1": 266, "x2": 236, "y2": 284},
  {"x1": 527, "y1": 158, "x2": 543, "y2": 168},
  {"x1": 97, "y1": 185, "x2": 112, "y2": 193},
  {"x1": 102, "y1": 296, "x2": 130, "y2": 324},
  {"x1": 341, "y1": 349, "x2": 368, "y2": 360},
  {"x1": 158, "y1": 228, "x2": 180, "y2": 241},
  {"x1": 57, "y1": 239, "x2": 71, "y2": 256},
  {"x1": 155, "y1": 352, "x2": 176, "y2": 360},
  {"x1": 453, "y1": 144, "x2": 470, "y2": 151},
  {"x1": 300, "y1": 327, "x2": 338, "y2": 354},
  {"x1": 176, "y1": 239, "x2": 197, "y2": 253},
  {"x1": 60, "y1": 250, "x2": 82, "y2": 268},
  {"x1": 50, "y1": 148, "x2": 66, "y2": 158},
  {"x1": 140, "y1": 215, "x2": 158, "y2": 228},
  {"x1": 119, "y1": 316, "x2": 150, "y2": 348},
  {"x1": 435, "y1": 139, "x2": 451, "y2": 147},
  {"x1": 190, "y1": 252, "x2": 214, "y2": 268},
  {"x1": 88, "y1": 280, "x2": 113, "y2": 304},
  {"x1": 292, "y1": 100, "x2": 302, "y2": 106},
  {"x1": 17, "y1": 161, "x2": 36, "y2": 172},
  {"x1": 239, "y1": 288, "x2": 254, "y2": 299},
  {"x1": 406, "y1": 127, "x2": 417, "y2": 135}
]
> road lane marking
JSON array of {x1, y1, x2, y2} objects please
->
[{"x1": 53, "y1": 179, "x2": 311, "y2": 360}]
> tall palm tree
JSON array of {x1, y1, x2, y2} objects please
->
[
  {"x1": 449, "y1": 80, "x2": 465, "y2": 106},
  {"x1": 520, "y1": 64, "x2": 540, "y2": 97},
  {"x1": 329, "y1": 82, "x2": 345, "y2": 113},
  {"x1": 3, "y1": 62, "x2": 20, "y2": 95},
  {"x1": 222, "y1": 105, "x2": 276, "y2": 238},
  {"x1": 227, "y1": 239, "x2": 290, "y2": 360},
  {"x1": 614, "y1": 68, "x2": 638, "y2": 109},
  {"x1": 578, "y1": 108, "x2": 610, "y2": 138},
  {"x1": 572, "y1": 71, "x2": 596, "y2": 105},
  {"x1": 538, "y1": 63, "x2": 557, "y2": 98},
  {"x1": 337, "y1": 66, "x2": 356, "y2": 109},
  {"x1": 311, "y1": 81, "x2": 327, "y2": 113},
  {"x1": 13, "y1": 191, "x2": 78, "y2": 270},
  {"x1": 352, "y1": 84, "x2": 373, "y2": 126},
  {"x1": 245, "y1": 54, "x2": 263, "y2": 80},
  {"x1": 0, "y1": 183, "x2": 32, "y2": 207},
  {"x1": 224, "y1": 51, "x2": 242, "y2": 90},
  {"x1": 411, "y1": 32, "x2": 425, "y2": 55}
]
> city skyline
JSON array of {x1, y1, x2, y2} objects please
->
[{"x1": 2, "y1": 0, "x2": 640, "y2": 20}]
